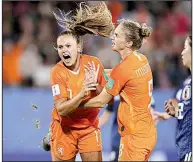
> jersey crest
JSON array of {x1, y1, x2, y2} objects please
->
[
  {"x1": 182, "y1": 85, "x2": 191, "y2": 101},
  {"x1": 52, "y1": 84, "x2": 60, "y2": 96}
]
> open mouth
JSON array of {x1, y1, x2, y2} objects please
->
[
  {"x1": 63, "y1": 55, "x2": 71, "y2": 60},
  {"x1": 62, "y1": 53, "x2": 71, "y2": 62}
]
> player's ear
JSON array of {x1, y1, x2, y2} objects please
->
[
  {"x1": 77, "y1": 43, "x2": 82, "y2": 53},
  {"x1": 53, "y1": 43, "x2": 58, "y2": 51},
  {"x1": 126, "y1": 41, "x2": 133, "y2": 48}
]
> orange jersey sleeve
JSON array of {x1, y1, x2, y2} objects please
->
[
  {"x1": 50, "y1": 65, "x2": 68, "y2": 101},
  {"x1": 105, "y1": 63, "x2": 130, "y2": 96}
]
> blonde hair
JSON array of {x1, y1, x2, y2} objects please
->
[
  {"x1": 118, "y1": 19, "x2": 152, "y2": 50},
  {"x1": 52, "y1": 2, "x2": 114, "y2": 37}
]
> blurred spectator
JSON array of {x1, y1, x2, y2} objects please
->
[
  {"x1": 20, "y1": 43, "x2": 42, "y2": 87},
  {"x1": 3, "y1": 39, "x2": 24, "y2": 85},
  {"x1": 123, "y1": 2, "x2": 155, "y2": 28},
  {"x1": 37, "y1": 2, "x2": 54, "y2": 17},
  {"x1": 3, "y1": 2, "x2": 13, "y2": 40},
  {"x1": 36, "y1": 17, "x2": 57, "y2": 65},
  {"x1": 108, "y1": 1, "x2": 124, "y2": 24}
]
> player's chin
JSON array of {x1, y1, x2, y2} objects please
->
[
  {"x1": 182, "y1": 60, "x2": 188, "y2": 68},
  {"x1": 62, "y1": 60, "x2": 73, "y2": 67},
  {"x1": 185, "y1": 60, "x2": 191, "y2": 68}
]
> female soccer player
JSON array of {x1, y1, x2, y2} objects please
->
[
  {"x1": 49, "y1": 2, "x2": 114, "y2": 161},
  {"x1": 80, "y1": 20, "x2": 157, "y2": 161},
  {"x1": 165, "y1": 35, "x2": 192, "y2": 161}
]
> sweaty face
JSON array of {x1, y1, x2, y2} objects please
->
[
  {"x1": 181, "y1": 37, "x2": 191, "y2": 68},
  {"x1": 111, "y1": 24, "x2": 127, "y2": 52},
  {"x1": 57, "y1": 35, "x2": 80, "y2": 67}
]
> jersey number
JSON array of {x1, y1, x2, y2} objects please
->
[
  {"x1": 148, "y1": 79, "x2": 153, "y2": 108},
  {"x1": 177, "y1": 103, "x2": 184, "y2": 119}
]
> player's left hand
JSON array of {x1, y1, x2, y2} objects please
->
[{"x1": 84, "y1": 61, "x2": 100, "y2": 84}]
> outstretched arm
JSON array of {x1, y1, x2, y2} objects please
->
[
  {"x1": 152, "y1": 110, "x2": 171, "y2": 125},
  {"x1": 81, "y1": 88, "x2": 113, "y2": 108}
]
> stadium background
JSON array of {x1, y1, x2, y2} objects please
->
[{"x1": 3, "y1": 1, "x2": 191, "y2": 161}]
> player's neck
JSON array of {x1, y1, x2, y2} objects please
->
[{"x1": 120, "y1": 48, "x2": 134, "y2": 60}]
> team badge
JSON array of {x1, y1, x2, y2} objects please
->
[
  {"x1": 52, "y1": 84, "x2": 60, "y2": 96},
  {"x1": 103, "y1": 70, "x2": 109, "y2": 81},
  {"x1": 106, "y1": 78, "x2": 115, "y2": 90},
  {"x1": 182, "y1": 85, "x2": 191, "y2": 101}
]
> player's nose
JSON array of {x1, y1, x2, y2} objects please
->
[
  {"x1": 62, "y1": 47, "x2": 68, "y2": 52},
  {"x1": 110, "y1": 34, "x2": 114, "y2": 40},
  {"x1": 109, "y1": 31, "x2": 114, "y2": 40}
]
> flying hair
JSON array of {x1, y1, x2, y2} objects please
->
[{"x1": 52, "y1": 2, "x2": 115, "y2": 37}]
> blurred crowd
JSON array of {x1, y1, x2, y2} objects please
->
[{"x1": 3, "y1": 1, "x2": 191, "y2": 88}]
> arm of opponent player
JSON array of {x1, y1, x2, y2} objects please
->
[
  {"x1": 150, "y1": 98, "x2": 178, "y2": 123},
  {"x1": 152, "y1": 110, "x2": 171, "y2": 123}
]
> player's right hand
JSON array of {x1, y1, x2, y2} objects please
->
[
  {"x1": 79, "y1": 78, "x2": 98, "y2": 99},
  {"x1": 164, "y1": 99, "x2": 178, "y2": 117},
  {"x1": 84, "y1": 61, "x2": 100, "y2": 85}
]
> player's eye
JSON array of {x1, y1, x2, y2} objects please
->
[
  {"x1": 58, "y1": 45, "x2": 63, "y2": 49},
  {"x1": 66, "y1": 44, "x2": 71, "y2": 48}
]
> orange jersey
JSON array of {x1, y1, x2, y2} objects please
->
[
  {"x1": 50, "y1": 54, "x2": 106, "y2": 128},
  {"x1": 105, "y1": 52, "x2": 156, "y2": 137}
]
